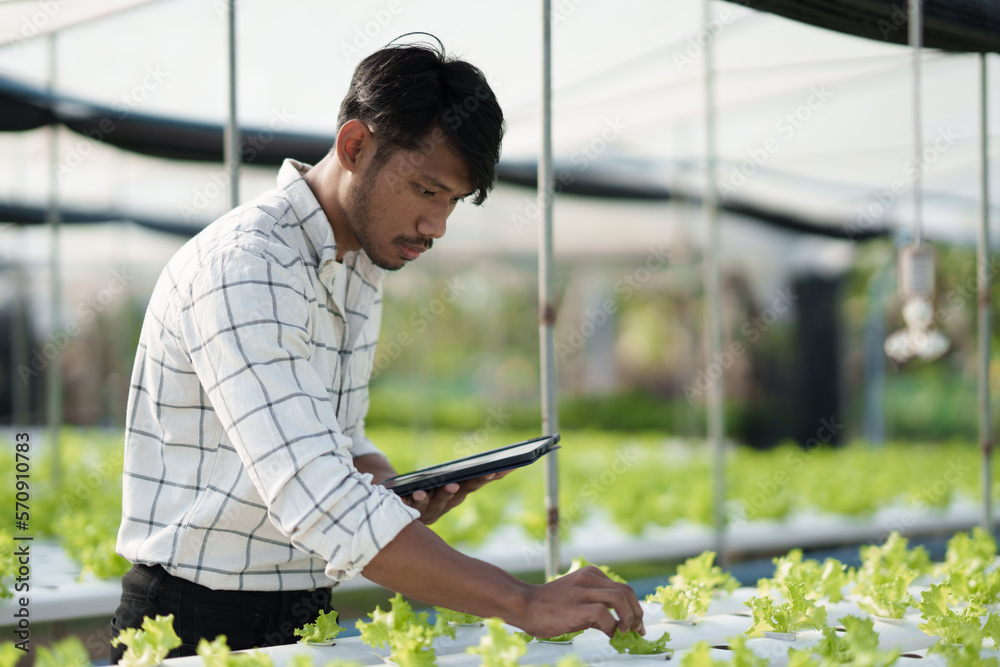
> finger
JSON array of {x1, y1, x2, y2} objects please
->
[
  {"x1": 572, "y1": 576, "x2": 642, "y2": 634},
  {"x1": 412, "y1": 490, "x2": 427, "y2": 502},
  {"x1": 584, "y1": 603, "x2": 621, "y2": 638}
]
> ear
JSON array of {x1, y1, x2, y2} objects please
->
[{"x1": 335, "y1": 119, "x2": 372, "y2": 174}]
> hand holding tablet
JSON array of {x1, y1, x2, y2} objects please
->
[{"x1": 381, "y1": 434, "x2": 561, "y2": 496}]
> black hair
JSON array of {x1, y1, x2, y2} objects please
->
[{"x1": 338, "y1": 35, "x2": 505, "y2": 206}]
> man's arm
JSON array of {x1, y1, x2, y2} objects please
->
[{"x1": 362, "y1": 520, "x2": 644, "y2": 639}]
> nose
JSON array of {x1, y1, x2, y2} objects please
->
[{"x1": 416, "y1": 207, "x2": 448, "y2": 239}]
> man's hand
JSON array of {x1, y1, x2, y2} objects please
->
[
  {"x1": 400, "y1": 471, "x2": 510, "y2": 525},
  {"x1": 361, "y1": 522, "x2": 643, "y2": 641},
  {"x1": 516, "y1": 566, "x2": 644, "y2": 639}
]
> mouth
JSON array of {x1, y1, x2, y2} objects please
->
[{"x1": 398, "y1": 243, "x2": 426, "y2": 261}]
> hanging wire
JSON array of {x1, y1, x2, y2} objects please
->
[
  {"x1": 910, "y1": 0, "x2": 923, "y2": 247},
  {"x1": 702, "y1": 0, "x2": 727, "y2": 562}
]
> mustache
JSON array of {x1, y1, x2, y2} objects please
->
[{"x1": 394, "y1": 235, "x2": 433, "y2": 251}]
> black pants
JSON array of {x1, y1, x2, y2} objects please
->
[{"x1": 109, "y1": 564, "x2": 335, "y2": 664}]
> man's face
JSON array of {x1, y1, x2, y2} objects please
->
[{"x1": 342, "y1": 138, "x2": 474, "y2": 271}]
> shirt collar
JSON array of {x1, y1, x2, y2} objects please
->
[{"x1": 277, "y1": 158, "x2": 385, "y2": 288}]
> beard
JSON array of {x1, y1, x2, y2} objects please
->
[{"x1": 343, "y1": 162, "x2": 432, "y2": 271}]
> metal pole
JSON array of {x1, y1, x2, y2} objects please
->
[
  {"x1": 978, "y1": 53, "x2": 993, "y2": 535},
  {"x1": 703, "y1": 0, "x2": 726, "y2": 560},
  {"x1": 46, "y1": 32, "x2": 62, "y2": 485},
  {"x1": 539, "y1": 0, "x2": 560, "y2": 580},
  {"x1": 225, "y1": 0, "x2": 240, "y2": 208},
  {"x1": 910, "y1": 0, "x2": 923, "y2": 247}
]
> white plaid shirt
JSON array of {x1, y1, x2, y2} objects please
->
[{"x1": 117, "y1": 159, "x2": 419, "y2": 591}]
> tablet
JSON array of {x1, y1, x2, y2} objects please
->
[{"x1": 381, "y1": 434, "x2": 561, "y2": 496}]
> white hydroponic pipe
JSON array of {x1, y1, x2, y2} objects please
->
[
  {"x1": 539, "y1": 0, "x2": 560, "y2": 581},
  {"x1": 225, "y1": 0, "x2": 240, "y2": 209},
  {"x1": 978, "y1": 53, "x2": 993, "y2": 536},
  {"x1": 703, "y1": 0, "x2": 726, "y2": 560}
]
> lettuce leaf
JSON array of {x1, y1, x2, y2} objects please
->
[
  {"x1": 356, "y1": 594, "x2": 453, "y2": 667},
  {"x1": 608, "y1": 628, "x2": 671, "y2": 655},
  {"x1": 647, "y1": 583, "x2": 713, "y2": 620},
  {"x1": 854, "y1": 563, "x2": 916, "y2": 619},
  {"x1": 564, "y1": 556, "x2": 627, "y2": 584},
  {"x1": 35, "y1": 636, "x2": 92, "y2": 667},
  {"x1": 195, "y1": 636, "x2": 275, "y2": 666},
  {"x1": 758, "y1": 549, "x2": 849, "y2": 603},
  {"x1": 294, "y1": 609, "x2": 343, "y2": 643},
  {"x1": 788, "y1": 615, "x2": 899, "y2": 666},
  {"x1": 433, "y1": 607, "x2": 482, "y2": 625},
  {"x1": 919, "y1": 582, "x2": 1000, "y2": 646},
  {"x1": 680, "y1": 635, "x2": 767, "y2": 667},
  {"x1": 672, "y1": 551, "x2": 739, "y2": 594},
  {"x1": 466, "y1": 617, "x2": 528, "y2": 667},
  {"x1": 111, "y1": 614, "x2": 182, "y2": 667},
  {"x1": 745, "y1": 582, "x2": 828, "y2": 636},
  {"x1": 0, "y1": 642, "x2": 21, "y2": 667}
]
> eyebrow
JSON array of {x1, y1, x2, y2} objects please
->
[{"x1": 420, "y1": 175, "x2": 474, "y2": 199}]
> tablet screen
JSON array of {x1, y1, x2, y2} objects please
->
[{"x1": 381, "y1": 434, "x2": 560, "y2": 495}]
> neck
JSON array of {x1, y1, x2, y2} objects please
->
[{"x1": 303, "y1": 155, "x2": 358, "y2": 261}]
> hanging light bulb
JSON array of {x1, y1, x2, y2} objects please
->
[
  {"x1": 884, "y1": 243, "x2": 950, "y2": 363},
  {"x1": 884, "y1": 0, "x2": 949, "y2": 365}
]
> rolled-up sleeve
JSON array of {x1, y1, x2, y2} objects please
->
[{"x1": 180, "y1": 245, "x2": 418, "y2": 581}]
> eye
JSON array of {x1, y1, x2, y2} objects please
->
[{"x1": 414, "y1": 183, "x2": 435, "y2": 197}]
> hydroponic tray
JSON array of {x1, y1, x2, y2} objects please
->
[
  {"x1": 1, "y1": 500, "x2": 982, "y2": 628},
  {"x1": 154, "y1": 587, "x2": 994, "y2": 666}
]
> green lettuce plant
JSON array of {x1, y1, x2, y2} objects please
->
[
  {"x1": 608, "y1": 628, "x2": 671, "y2": 655},
  {"x1": 757, "y1": 549, "x2": 849, "y2": 603},
  {"x1": 787, "y1": 615, "x2": 900, "y2": 666},
  {"x1": 745, "y1": 582, "x2": 828, "y2": 637},
  {"x1": 680, "y1": 635, "x2": 766, "y2": 666},
  {"x1": 35, "y1": 636, "x2": 93, "y2": 667},
  {"x1": 919, "y1": 583, "x2": 1000, "y2": 645},
  {"x1": 356, "y1": 593, "x2": 454, "y2": 667},
  {"x1": 196, "y1": 636, "x2": 275, "y2": 666},
  {"x1": 466, "y1": 617, "x2": 527, "y2": 667},
  {"x1": 294, "y1": 609, "x2": 343, "y2": 644},
  {"x1": 111, "y1": 614, "x2": 182, "y2": 667}
]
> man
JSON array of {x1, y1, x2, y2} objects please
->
[{"x1": 111, "y1": 38, "x2": 642, "y2": 662}]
